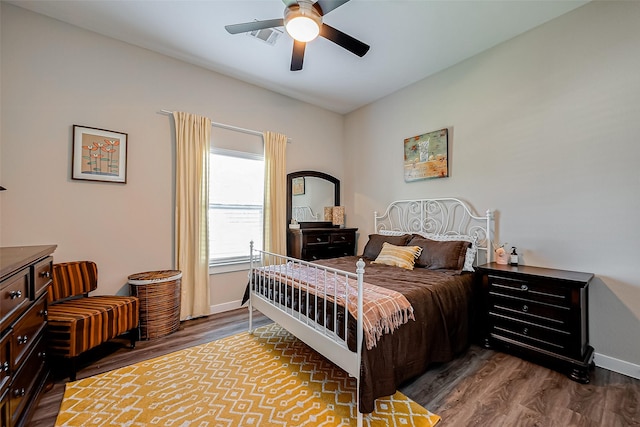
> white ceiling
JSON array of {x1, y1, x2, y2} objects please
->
[{"x1": 8, "y1": 0, "x2": 588, "y2": 114}]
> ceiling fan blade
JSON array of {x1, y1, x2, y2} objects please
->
[
  {"x1": 291, "y1": 40, "x2": 306, "y2": 71},
  {"x1": 314, "y1": 0, "x2": 350, "y2": 16},
  {"x1": 319, "y1": 24, "x2": 370, "y2": 57},
  {"x1": 225, "y1": 19, "x2": 284, "y2": 35}
]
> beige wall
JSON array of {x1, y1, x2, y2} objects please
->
[
  {"x1": 2, "y1": 1, "x2": 639, "y2": 377},
  {"x1": 0, "y1": 4, "x2": 345, "y2": 309},
  {"x1": 344, "y1": 1, "x2": 640, "y2": 375}
]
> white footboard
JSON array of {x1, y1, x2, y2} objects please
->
[{"x1": 248, "y1": 242, "x2": 365, "y2": 425}]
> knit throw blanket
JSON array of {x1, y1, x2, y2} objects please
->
[{"x1": 257, "y1": 263, "x2": 415, "y2": 350}]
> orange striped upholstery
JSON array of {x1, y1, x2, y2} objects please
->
[
  {"x1": 47, "y1": 261, "x2": 139, "y2": 372},
  {"x1": 48, "y1": 261, "x2": 98, "y2": 302},
  {"x1": 48, "y1": 295, "x2": 139, "y2": 358}
]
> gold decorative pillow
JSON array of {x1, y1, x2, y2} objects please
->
[{"x1": 371, "y1": 242, "x2": 423, "y2": 270}]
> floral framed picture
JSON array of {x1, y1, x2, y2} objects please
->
[
  {"x1": 292, "y1": 177, "x2": 305, "y2": 195},
  {"x1": 72, "y1": 125, "x2": 128, "y2": 183},
  {"x1": 403, "y1": 128, "x2": 449, "y2": 182}
]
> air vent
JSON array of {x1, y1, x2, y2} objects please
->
[{"x1": 246, "y1": 26, "x2": 283, "y2": 46}]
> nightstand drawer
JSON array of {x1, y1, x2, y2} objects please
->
[
  {"x1": 1, "y1": 269, "x2": 30, "y2": 326},
  {"x1": 9, "y1": 335, "x2": 47, "y2": 426},
  {"x1": 330, "y1": 233, "x2": 355, "y2": 245},
  {"x1": 32, "y1": 256, "x2": 53, "y2": 300},
  {"x1": 489, "y1": 313, "x2": 571, "y2": 354},
  {"x1": 0, "y1": 332, "x2": 9, "y2": 395},
  {"x1": 303, "y1": 248, "x2": 324, "y2": 261},
  {"x1": 304, "y1": 234, "x2": 330, "y2": 246},
  {"x1": 304, "y1": 247, "x2": 352, "y2": 260},
  {"x1": 11, "y1": 295, "x2": 47, "y2": 371},
  {"x1": 489, "y1": 292, "x2": 571, "y2": 330},
  {"x1": 487, "y1": 274, "x2": 570, "y2": 306}
]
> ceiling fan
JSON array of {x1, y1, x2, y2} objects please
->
[{"x1": 225, "y1": 0, "x2": 370, "y2": 71}]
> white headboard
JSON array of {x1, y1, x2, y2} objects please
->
[
  {"x1": 292, "y1": 206, "x2": 320, "y2": 222},
  {"x1": 374, "y1": 198, "x2": 494, "y2": 265}
]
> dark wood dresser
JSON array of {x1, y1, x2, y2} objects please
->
[
  {"x1": 287, "y1": 224, "x2": 358, "y2": 261},
  {"x1": 477, "y1": 262, "x2": 594, "y2": 383},
  {"x1": 1, "y1": 245, "x2": 56, "y2": 427}
]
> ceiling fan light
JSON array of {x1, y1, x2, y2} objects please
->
[
  {"x1": 284, "y1": 1, "x2": 322, "y2": 43},
  {"x1": 286, "y1": 16, "x2": 320, "y2": 42}
]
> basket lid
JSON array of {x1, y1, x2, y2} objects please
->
[{"x1": 128, "y1": 270, "x2": 182, "y2": 285}]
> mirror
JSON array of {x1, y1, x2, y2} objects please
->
[{"x1": 286, "y1": 171, "x2": 340, "y2": 226}]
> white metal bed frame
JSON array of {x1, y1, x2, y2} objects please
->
[
  {"x1": 291, "y1": 205, "x2": 321, "y2": 222},
  {"x1": 248, "y1": 198, "x2": 494, "y2": 426},
  {"x1": 374, "y1": 197, "x2": 494, "y2": 266}
]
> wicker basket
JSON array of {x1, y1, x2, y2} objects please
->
[{"x1": 128, "y1": 270, "x2": 182, "y2": 340}]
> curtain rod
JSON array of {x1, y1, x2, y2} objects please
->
[{"x1": 159, "y1": 110, "x2": 291, "y2": 143}]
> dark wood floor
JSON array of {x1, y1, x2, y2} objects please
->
[{"x1": 31, "y1": 308, "x2": 639, "y2": 427}]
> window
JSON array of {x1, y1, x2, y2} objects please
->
[{"x1": 209, "y1": 149, "x2": 264, "y2": 265}]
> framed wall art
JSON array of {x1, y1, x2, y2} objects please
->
[
  {"x1": 403, "y1": 128, "x2": 449, "y2": 182},
  {"x1": 292, "y1": 177, "x2": 305, "y2": 195},
  {"x1": 72, "y1": 125, "x2": 128, "y2": 183}
]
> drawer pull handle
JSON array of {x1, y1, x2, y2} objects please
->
[
  {"x1": 13, "y1": 388, "x2": 26, "y2": 398},
  {"x1": 40, "y1": 271, "x2": 51, "y2": 278},
  {"x1": 522, "y1": 305, "x2": 529, "y2": 312},
  {"x1": 1, "y1": 361, "x2": 8, "y2": 373},
  {"x1": 340, "y1": 236, "x2": 346, "y2": 240},
  {"x1": 522, "y1": 328, "x2": 529, "y2": 335},
  {"x1": 17, "y1": 335, "x2": 29, "y2": 345},
  {"x1": 38, "y1": 351, "x2": 47, "y2": 359},
  {"x1": 520, "y1": 284, "x2": 529, "y2": 291},
  {"x1": 9, "y1": 290, "x2": 23, "y2": 299},
  {"x1": 316, "y1": 237, "x2": 322, "y2": 242}
]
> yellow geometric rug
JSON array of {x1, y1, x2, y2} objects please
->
[{"x1": 55, "y1": 323, "x2": 440, "y2": 426}]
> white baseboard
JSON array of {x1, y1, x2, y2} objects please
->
[
  {"x1": 210, "y1": 299, "x2": 244, "y2": 315},
  {"x1": 594, "y1": 352, "x2": 640, "y2": 380}
]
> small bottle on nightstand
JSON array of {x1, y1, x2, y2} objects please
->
[{"x1": 510, "y1": 247, "x2": 518, "y2": 266}]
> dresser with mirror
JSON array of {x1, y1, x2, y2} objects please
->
[{"x1": 286, "y1": 171, "x2": 357, "y2": 261}]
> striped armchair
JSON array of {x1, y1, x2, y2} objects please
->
[{"x1": 47, "y1": 261, "x2": 139, "y2": 381}]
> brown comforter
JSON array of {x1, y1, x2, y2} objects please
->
[
  {"x1": 313, "y1": 256, "x2": 474, "y2": 413},
  {"x1": 246, "y1": 256, "x2": 475, "y2": 413}
]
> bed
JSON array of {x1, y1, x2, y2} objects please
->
[{"x1": 247, "y1": 198, "x2": 494, "y2": 426}]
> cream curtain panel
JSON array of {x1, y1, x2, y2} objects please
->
[
  {"x1": 263, "y1": 131, "x2": 288, "y2": 256},
  {"x1": 173, "y1": 111, "x2": 211, "y2": 320}
]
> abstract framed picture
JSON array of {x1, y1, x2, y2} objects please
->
[
  {"x1": 292, "y1": 177, "x2": 305, "y2": 195},
  {"x1": 403, "y1": 128, "x2": 448, "y2": 182},
  {"x1": 72, "y1": 125, "x2": 128, "y2": 183}
]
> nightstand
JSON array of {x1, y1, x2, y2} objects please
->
[{"x1": 477, "y1": 262, "x2": 594, "y2": 383}]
